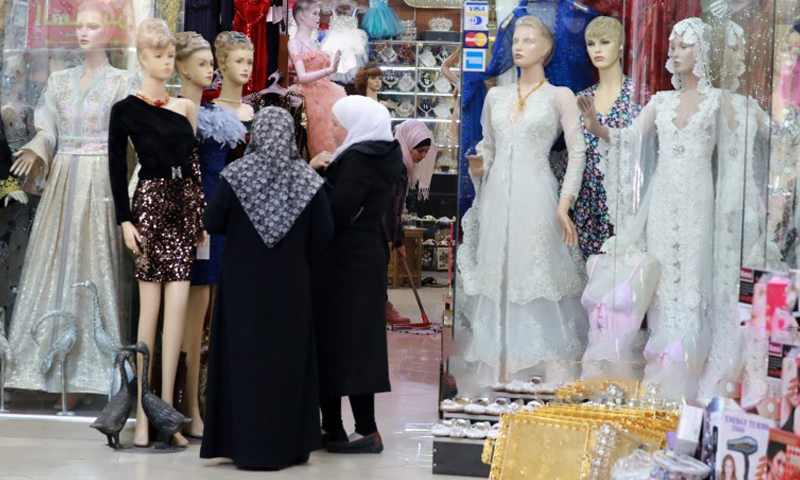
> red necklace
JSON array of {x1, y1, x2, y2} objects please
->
[{"x1": 136, "y1": 91, "x2": 170, "y2": 107}]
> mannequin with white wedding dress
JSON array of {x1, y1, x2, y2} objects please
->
[
  {"x1": 457, "y1": 16, "x2": 589, "y2": 391},
  {"x1": 579, "y1": 18, "x2": 721, "y2": 400}
]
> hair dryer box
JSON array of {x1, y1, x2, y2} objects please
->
[{"x1": 703, "y1": 409, "x2": 772, "y2": 480}]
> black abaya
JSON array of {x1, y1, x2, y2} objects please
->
[
  {"x1": 313, "y1": 140, "x2": 404, "y2": 397},
  {"x1": 200, "y1": 179, "x2": 333, "y2": 469}
]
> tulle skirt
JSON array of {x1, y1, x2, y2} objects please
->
[
  {"x1": 320, "y1": 28, "x2": 368, "y2": 84},
  {"x1": 361, "y1": 2, "x2": 403, "y2": 39},
  {"x1": 290, "y1": 78, "x2": 346, "y2": 158}
]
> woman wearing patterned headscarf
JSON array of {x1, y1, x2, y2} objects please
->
[{"x1": 200, "y1": 107, "x2": 333, "y2": 470}]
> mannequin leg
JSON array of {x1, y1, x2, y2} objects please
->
[
  {"x1": 134, "y1": 281, "x2": 162, "y2": 447},
  {"x1": 162, "y1": 280, "x2": 191, "y2": 447},
  {"x1": 183, "y1": 284, "x2": 210, "y2": 437}
]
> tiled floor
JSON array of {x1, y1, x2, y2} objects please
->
[{"x1": 0, "y1": 288, "x2": 465, "y2": 479}]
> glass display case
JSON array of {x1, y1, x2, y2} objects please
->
[{"x1": 443, "y1": 0, "x2": 800, "y2": 427}]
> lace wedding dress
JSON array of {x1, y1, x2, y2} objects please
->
[
  {"x1": 457, "y1": 82, "x2": 588, "y2": 387},
  {"x1": 601, "y1": 18, "x2": 719, "y2": 400}
]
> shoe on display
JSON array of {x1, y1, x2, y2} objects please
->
[
  {"x1": 386, "y1": 301, "x2": 411, "y2": 325},
  {"x1": 505, "y1": 379, "x2": 525, "y2": 393},
  {"x1": 463, "y1": 398, "x2": 490, "y2": 415},
  {"x1": 487, "y1": 423, "x2": 502, "y2": 440},
  {"x1": 449, "y1": 419, "x2": 470, "y2": 438},
  {"x1": 327, "y1": 431, "x2": 384, "y2": 454},
  {"x1": 466, "y1": 422, "x2": 491, "y2": 439},
  {"x1": 431, "y1": 420, "x2": 453, "y2": 437},
  {"x1": 439, "y1": 398, "x2": 464, "y2": 413}
]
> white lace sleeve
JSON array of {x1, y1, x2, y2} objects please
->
[
  {"x1": 18, "y1": 73, "x2": 60, "y2": 193},
  {"x1": 599, "y1": 94, "x2": 659, "y2": 232},
  {"x1": 472, "y1": 89, "x2": 496, "y2": 195},
  {"x1": 556, "y1": 87, "x2": 585, "y2": 203}
]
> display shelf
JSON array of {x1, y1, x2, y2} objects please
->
[
  {"x1": 434, "y1": 171, "x2": 458, "y2": 176},
  {"x1": 432, "y1": 437, "x2": 487, "y2": 445},
  {"x1": 379, "y1": 65, "x2": 458, "y2": 72},
  {"x1": 443, "y1": 412, "x2": 500, "y2": 422},
  {"x1": 372, "y1": 39, "x2": 461, "y2": 46},
  {"x1": 391, "y1": 117, "x2": 458, "y2": 123}
]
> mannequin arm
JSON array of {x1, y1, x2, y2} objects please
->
[
  {"x1": 288, "y1": 41, "x2": 336, "y2": 84},
  {"x1": 108, "y1": 102, "x2": 133, "y2": 224},
  {"x1": 204, "y1": 178, "x2": 232, "y2": 235},
  {"x1": 440, "y1": 49, "x2": 460, "y2": 94},
  {"x1": 558, "y1": 88, "x2": 587, "y2": 204},
  {"x1": 470, "y1": 89, "x2": 497, "y2": 190}
]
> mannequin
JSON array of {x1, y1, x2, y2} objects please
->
[
  {"x1": 354, "y1": 63, "x2": 383, "y2": 100},
  {"x1": 108, "y1": 18, "x2": 202, "y2": 448},
  {"x1": 579, "y1": 18, "x2": 720, "y2": 400},
  {"x1": 5, "y1": 0, "x2": 135, "y2": 396},
  {"x1": 456, "y1": 16, "x2": 588, "y2": 391},
  {"x1": 176, "y1": 31, "x2": 241, "y2": 440},
  {"x1": 288, "y1": 0, "x2": 345, "y2": 158},
  {"x1": 211, "y1": 31, "x2": 255, "y2": 126},
  {"x1": 573, "y1": 16, "x2": 648, "y2": 258}
]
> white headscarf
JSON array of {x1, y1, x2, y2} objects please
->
[
  {"x1": 331, "y1": 95, "x2": 394, "y2": 161},
  {"x1": 666, "y1": 18, "x2": 713, "y2": 94}
]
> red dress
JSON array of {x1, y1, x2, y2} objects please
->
[{"x1": 234, "y1": 0, "x2": 271, "y2": 94}]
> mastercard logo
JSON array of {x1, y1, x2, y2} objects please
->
[{"x1": 465, "y1": 32, "x2": 488, "y2": 48}]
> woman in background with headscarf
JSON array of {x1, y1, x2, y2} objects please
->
[
  {"x1": 384, "y1": 120, "x2": 437, "y2": 325},
  {"x1": 313, "y1": 96, "x2": 403, "y2": 454},
  {"x1": 201, "y1": 107, "x2": 333, "y2": 470}
]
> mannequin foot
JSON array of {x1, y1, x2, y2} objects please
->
[
  {"x1": 133, "y1": 428, "x2": 149, "y2": 448},
  {"x1": 184, "y1": 417, "x2": 204, "y2": 438},
  {"x1": 173, "y1": 432, "x2": 189, "y2": 447}
]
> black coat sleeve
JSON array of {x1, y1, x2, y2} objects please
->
[
  {"x1": 309, "y1": 187, "x2": 334, "y2": 258},
  {"x1": 329, "y1": 153, "x2": 373, "y2": 229},
  {"x1": 204, "y1": 177, "x2": 233, "y2": 235},
  {"x1": 108, "y1": 102, "x2": 133, "y2": 224}
]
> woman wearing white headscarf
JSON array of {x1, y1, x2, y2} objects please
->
[{"x1": 312, "y1": 96, "x2": 403, "y2": 454}]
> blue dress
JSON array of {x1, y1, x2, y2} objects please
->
[
  {"x1": 192, "y1": 104, "x2": 247, "y2": 286},
  {"x1": 459, "y1": 0, "x2": 598, "y2": 216},
  {"x1": 361, "y1": 0, "x2": 404, "y2": 39}
]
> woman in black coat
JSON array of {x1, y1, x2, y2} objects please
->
[
  {"x1": 311, "y1": 96, "x2": 403, "y2": 454},
  {"x1": 200, "y1": 108, "x2": 333, "y2": 470}
]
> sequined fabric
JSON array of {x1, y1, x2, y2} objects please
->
[
  {"x1": 132, "y1": 157, "x2": 203, "y2": 283},
  {"x1": 572, "y1": 77, "x2": 646, "y2": 258}
]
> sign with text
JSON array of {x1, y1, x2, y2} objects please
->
[
  {"x1": 463, "y1": 48, "x2": 487, "y2": 72},
  {"x1": 464, "y1": 2, "x2": 489, "y2": 32}
]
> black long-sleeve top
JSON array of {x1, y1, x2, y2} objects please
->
[{"x1": 108, "y1": 95, "x2": 196, "y2": 224}]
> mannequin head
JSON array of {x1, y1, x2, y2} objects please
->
[
  {"x1": 722, "y1": 22, "x2": 746, "y2": 88},
  {"x1": 175, "y1": 32, "x2": 213, "y2": 87},
  {"x1": 293, "y1": 0, "x2": 321, "y2": 31},
  {"x1": 512, "y1": 16, "x2": 554, "y2": 69},
  {"x1": 669, "y1": 34, "x2": 696, "y2": 75},
  {"x1": 585, "y1": 16, "x2": 623, "y2": 70},
  {"x1": 75, "y1": 1, "x2": 116, "y2": 50},
  {"x1": 136, "y1": 18, "x2": 176, "y2": 81},
  {"x1": 667, "y1": 18, "x2": 712, "y2": 92},
  {"x1": 214, "y1": 31, "x2": 254, "y2": 87},
  {"x1": 355, "y1": 63, "x2": 383, "y2": 96}
]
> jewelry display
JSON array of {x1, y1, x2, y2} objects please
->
[
  {"x1": 398, "y1": 72, "x2": 416, "y2": 92},
  {"x1": 398, "y1": 20, "x2": 417, "y2": 41},
  {"x1": 428, "y1": 16, "x2": 453, "y2": 32},
  {"x1": 397, "y1": 44, "x2": 416, "y2": 64},
  {"x1": 395, "y1": 101, "x2": 415, "y2": 118},
  {"x1": 434, "y1": 74, "x2": 452, "y2": 93},
  {"x1": 378, "y1": 45, "x2": 398, "y2": 63},
  {"x1": 418, "y1": 98, "x2": 434, "y2": 117},
  {"x1": 419, "y1": 47, "x2": 437, "y2": 67},
  {"x1": 433, "y1": 101, "x2": 452, "y2": 119},
  {"x1": 383, "y1": 70, "x2": 400, "y2": 89},
  {"x1": 418, "y1": 72, "x2": 434, "y2": 91},
  {"x1": 435, "y1": 47, "x2": 451, "y2": 65},
  {"x1": 436, "y1": 152, "x2": 457, "y2": 172}
]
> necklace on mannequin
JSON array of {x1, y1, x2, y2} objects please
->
[
  {"x1": 516, "y1": 78, "x2": 546, "y2": 108},
  {"x1": 136, "y1": 91, "x2": 170, "y2": 107},
  {"x1": 216, "y1": 97, "x2": 243, "y2": 105}
]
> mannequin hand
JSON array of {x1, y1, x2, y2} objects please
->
[
  {"x1": 121, "y1": 221, "x2": 142, "y2": 255},
  {"x1": 396, "y1": 245, "x2": 406, "y2": 258},
  {"x1": 577, "y1": 95, "x2": 597, "y2": 120},
  {"x1": 310, "y1": 151, "x2": 333, "y2": 170},
  {"x1": 708, "y1": 0, "x2": 730, "y2": 18},
  {"x1": 467, "y1": 155, "x2": 484, "y2": 177},
  {"x1": 11, "y1": 150, "x2": 41, "y2": 177},
  {"x1": 556, "y1": 199, "x2": 577, "y2": 247},
  {"x1": 330, "y1": 50, "x2": 342, "y2": 74},
  {"x1": 197, "y1": 230, "x2": 208, "y2": 247},
  {"x1": 4, "y1": 190, "x2": 28, "y2": 207}
]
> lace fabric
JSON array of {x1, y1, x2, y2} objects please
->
[{"x1": 456, "y1": 83, "x2": 588, "y2": 384}]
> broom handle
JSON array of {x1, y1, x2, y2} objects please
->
[{"x1": 400, "y1": 250, "x2": 428, "y2": 320}]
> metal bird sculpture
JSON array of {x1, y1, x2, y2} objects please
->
[
  {"x1": 0, "y1": 308, "x2": 10, "y2": 413},
  {"x1": 72, "y1": 281, "x2": 122, "y2": 397},
  {"x1": 122, "y1": 342, "x2": 191, "y2": 449},
  {"x1": 31, "y1": 310, "x2": 78, "y2": 416},
  {"x1": 90, "y1": 350, "x2": 137, "y2": 449}
]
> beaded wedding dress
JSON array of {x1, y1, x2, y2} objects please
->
[
  {"x1": 457, "y1": 82, "x2": 589, "y2": 388},
  {"x1": 600, "y1": 19, "x2": 720, "y2": 400}
]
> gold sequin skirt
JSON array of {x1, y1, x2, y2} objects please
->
[{"x1": 132, "y1": 177, "x2": 203, "y2": 283}]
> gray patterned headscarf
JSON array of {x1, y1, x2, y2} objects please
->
[{"x1": 221, "y1": 107, "x2": 324, "y2": 248}]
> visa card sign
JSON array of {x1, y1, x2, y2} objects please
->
[{"x1": 464, "y1": 2, "x2": 489, "y2": 32}]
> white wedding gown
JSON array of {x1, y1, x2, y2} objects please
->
[
  {"x1": 457, "y1": 82, "x2": 589, "y2": 387},
  {"x1": 602, "y1": 88, "x2": 722, "y2": 399}
]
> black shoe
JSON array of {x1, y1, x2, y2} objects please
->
[
  {"x1": 321, "y1": 430, "x2": 348, "y2": 448},
  {"x1": 327, "y1": 432, "x2": 384, "y2": 454}
]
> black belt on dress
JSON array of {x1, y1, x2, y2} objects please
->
[{"x1": 137, "y1": 164, "x2": 193, "y2": 181}]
